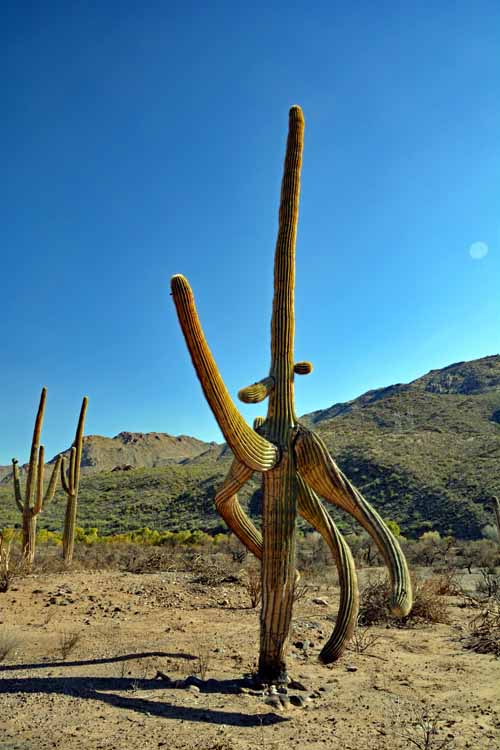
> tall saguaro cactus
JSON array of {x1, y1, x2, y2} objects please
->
[
  {"x1": 60, "y1": 396, "x2": 88, "y2": 564},
  {"x1": 171, "y1": 106, "x2": 412, "y2": 683},
  {"x1": 11, "y1": 387, "x2": 62, "y2": 569}
]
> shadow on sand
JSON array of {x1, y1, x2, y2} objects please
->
[{"x1": 0, "y1": 667, "x2": 288, "y2": 727}]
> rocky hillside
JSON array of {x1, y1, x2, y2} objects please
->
[
  {"x1": 1, "y1": 431, "x2": 219, "y2": 481},
  {"x1": 1, "y1": 355, "x2": 499, "y2": 539}
]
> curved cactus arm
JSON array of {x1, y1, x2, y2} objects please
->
[
  {"x1": 33, "y1": 445, "x2": 45, "y2": 514},
  {"x1": 41, "y1": 456, "x2": 62, "y2": 509},
  {"x1": 171, "y1": 274, "x2": 278, "y2": 472},
  {"x1": 294, "y1": 362, "x2": 313, "y2": 375},
  {"x1": 25, "y1": 387, "x2": 46, "y2": 509},
  {"x1": 60, "y1": 455, "x2": 71, "y2": 495},
  {"x1": 296, "y1": 474, "x2": 359, "y2": 662},
  {"x1": 12, "y1": 459, "x2": 24, "y2": 512},
  {"x1": 215, "y1": 459, "x2": 262, "y2": 558},
  {"x1": 238, "y1": 377, "x2": 275, "y2": 404},
  {"x1": 69, "y1": 445, "x2": 77, "y2": 494},
  {"x1": 294, "y1": 427, "x2": 412, "y2": 617}
]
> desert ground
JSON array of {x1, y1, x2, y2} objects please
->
[{"x1": 0, "y1": 560, "x2": 499, "y2": 750}]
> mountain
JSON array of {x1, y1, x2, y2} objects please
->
[
  {"x1": 0, "y1": 431, "x2": 219, "y2": 481},
  {"x1": 1, "y1": 355, "x2": 499, "y2": 539}
]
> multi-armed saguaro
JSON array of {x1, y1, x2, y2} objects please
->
[
  {"x1": 12, "y1": 387, "x2": 62, "y2": 568},
  {"x1": 171, "y1": 106, "x2": 412, "y2": 684},
  {"x1": 60, "y1": 396, "x2": 88, "y2": 564}
]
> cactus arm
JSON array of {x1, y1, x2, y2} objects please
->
[
  {"x1": 60, "y1": 455, "x2": 71, "y2": 495},
  {"x1": 170, "y1": 274, "x2": 278, "y2": 472},
  {"x1": 296, "y1": 474, "x2": 359, "y2": 662},
  {"x1": 294, "y1": 427, "x2": 412, "y2": 617},
  {"x1": 33, "y1": 445, "x2": 45, "y2": 514},
  {"x1": 25, "y1": 387, "x2": 46, "y2": 509},
  {"x1": 215, "y1": 459, "x2": 262, "y2": 558},
  {"x1": 238, "y1": 377, "x2": 275, "y2": 404},
  {"x1": 12, "y1": 459, "x2": 24, "y2": 512},
  {"x1": 42, "y1": 456, "x2": 62, "y2": 509},
  {"x1": 73, "y1": 396, "x2": 88, "y2": 492},
  {"x1": 69, "y1": 446, "x2": 77, "y2": 495},
  {"x1": 294, "y1": 361, "x2": 313, "y2": 375}
]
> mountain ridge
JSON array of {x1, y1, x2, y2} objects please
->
[{"x1": 1, "y1": 354, "x2": 499, "y2": 538}]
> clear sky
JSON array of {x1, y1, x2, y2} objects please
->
[{"x1": 1, "y1": 1, "x2": 499, "y2": 464}]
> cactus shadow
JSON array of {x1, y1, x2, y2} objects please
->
[
  {"x1": 0, "y1": 651, "x2": 194, "y2": 672},
  {"x1": 0, "y1": 675, "x2": 288, "y2": 727}
]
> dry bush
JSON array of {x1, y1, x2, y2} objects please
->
[
  {"x1": 387, "y1": 702, "x2": 456, "y2": 750},
  {"x1": 358, "y1": 575, "x2": 450, "y2": 627},
  {"x1": 431, "y1": 568, "x2": 462, "y2": 596},
  {"x1": 240, "y1": 565, "x2": 261, "y2": 608},
  {"x1": 0, "y1": 630, "x2": 20, "y2": 662},
  {"x1": 348, "y1": 619, "x2": 383, "y2": 654},
  {"x1": 58, "y1": 630, "x2": 81, "y2": 660},
  {"x1": 194, "y1": 641, "x2": 211, "y2": 680},
  {"x1": 190, "y1": 554, "x2": 238, "y2": 587},
  {"x1": 476, "y1": 568, "x2": 500, "y2": 599},
  {"x1": 358, "y1": 577, "x2": 391, "y2": 626},
  {"x1": 462, "y1": 599, "x2": 500, "y2": 657},
  {"x1": 292, "y1": 580, "x2": 310, "y2": 604}
]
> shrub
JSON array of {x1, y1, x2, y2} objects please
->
[{"x1": 358, "y1": 574, "x2": 450, "y2": 626}]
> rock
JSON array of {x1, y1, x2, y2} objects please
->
[
  {"x1": 346, "y1": 665, "x2": 357, "y2": 672},
  {"x1": 293, "y1": 640, "x2": 310, "y2": 651},
  {"x1": 264, "y1": 695, "x2": 283, "y2": 710},
  {"x1": 188, "y1": 685, "x2": 200, "y2": 694},
  {"x1": 312, "y1": 597, "x2": 329, "y2": 606},
  {"x1": 278, "y1": 695, "x2": 290, "y2": 708},
  {"x1": 290, "y1": 695, "x2": 307, "y2": 708},
  {"x1": 288, "y1": 680, "x2": 307, "y2": 691}
]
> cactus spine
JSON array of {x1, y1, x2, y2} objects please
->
[
  {"x1": 11, "y1": 387, "x2": 61, "y2": 569},
  {"x1": 60, "y1": 396, "x2": 88, "y2": 564},
  {"x1": 171, "y1": 106, "x2": 412, "y2": 683}
]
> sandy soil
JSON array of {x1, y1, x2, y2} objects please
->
[{"x1": 0, "y1": 566, "x2": 499, "y2": 750}]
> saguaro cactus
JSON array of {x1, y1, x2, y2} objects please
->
[
  {"x1": 491, "y1": 496, "x2": 500, "y2": 545},
  {"x1": 60, "y1": 396, "x2": 88, "y2": 564},
  {"x1": 171, "y1": 106, "x2": 412, "y2": 683},
  {"x1": 11, "y1": 387, "x2": 62, "y2": 569}
]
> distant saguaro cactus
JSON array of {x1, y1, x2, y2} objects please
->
[
  {"x1": 11, "y1": 388, "x2": 62, "y2": 569},
  {"x1": 60, "y1": 396, "x2": 88, "y2": 564},
  {"x1": 171, "y1": 106, "x2": 412, "y2": 683},
  {"x1": 491, "y1": 496, "x2": 500, "y2": 545}
]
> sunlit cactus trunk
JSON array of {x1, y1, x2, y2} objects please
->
[
  {"x1": 11, "y1": 388, "x2": 61, "y2": 571},
  {"x1": 171, "y1": 105, "x2": 412, "y2": 684},
  {"x1": 21, "y1": 512, "x2": 37, "y2": 569},
  {"x1": 256, "y1": 106, "x2": 302, "y2": 681},
  {"x1": 60, "y1": 397, "x2": 88, "y2": 565}
]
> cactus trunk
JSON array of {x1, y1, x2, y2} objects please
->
[
  {"x1": 63, "y1": 494, "x2": 77, "y2": 563},
  {"x1": 22, "y1": 510, "x2": 37, "y2": 569},
  {"x1": 259, "y1": 444, "x2": 298, "y2": 682},
  {"x1": 61, "y1": 397, "x2": 88, "y2": 564}
]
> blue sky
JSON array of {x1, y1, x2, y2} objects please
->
[{"x1": 1, "y1": 1, "x2": 499, "y2": 464}]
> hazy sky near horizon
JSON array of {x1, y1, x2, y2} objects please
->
[{"x1": 2, "y1": 1, "x2": 499, "y2": 464}]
